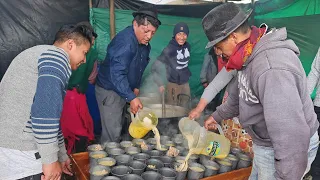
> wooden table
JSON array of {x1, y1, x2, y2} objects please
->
[{"x1": 70, "y1": 152, "x2": 252, "y2": 180}]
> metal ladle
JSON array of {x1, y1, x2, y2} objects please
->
[{"x1": 162, "y1": 91, "x2": 166, "y2": 118}]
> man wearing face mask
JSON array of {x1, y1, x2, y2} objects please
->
[
  {"x1": 151, "y1": 22, "x2": 191, "y2": 106},
  {"x1": 202, "y1": 3, "x2": 319, "y2": 180},
  {"x1": 95, "y1": 4, "x2": 161, "y2": 144}
]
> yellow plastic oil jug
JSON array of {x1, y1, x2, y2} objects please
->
[
  {"x1": 178, "y1": 117, "x2": 230, "y2": 159},
  {"x1": 129, "y1": 108, "x2": 158, "y2": 139}
]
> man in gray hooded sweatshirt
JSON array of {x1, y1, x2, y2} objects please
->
[{"x1": 202, "y1": 3, "x2": 319, "y2": 180}]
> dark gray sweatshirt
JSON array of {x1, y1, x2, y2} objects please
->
[
  {"x1": 200, "y1": 53, "x2": 218, "y2": 84},
  {"x1": 212, "y1": 27, "x2": 319, "y2": 180}
]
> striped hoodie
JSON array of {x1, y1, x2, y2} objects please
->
[{"x1": 23, "y1": 47, "x2": 71, "y2": 164}]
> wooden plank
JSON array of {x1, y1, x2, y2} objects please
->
[
  {"x1": 109, "y1": 0, "x2": 116, "y2": 40},
  {"x1": 70, "y1": 152, "x2": 252, "y2": 180},
  {"x1": 70, "y1": 152, "x2": 89, "y2": 180}
]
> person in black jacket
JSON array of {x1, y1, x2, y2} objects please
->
[
  {"x1": 152, "y1": 22, "x2": 191, "y2": 106},
  {"x1": 95, "y1": 4, "x2": 161, "y2": 143}
]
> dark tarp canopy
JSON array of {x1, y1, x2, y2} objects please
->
[
  {"x1": 0, "y1": 0, "x2": 89, "y2": 81},
  {"x1": 93, "y1": 0, "x2": 223, "y2": 18}
]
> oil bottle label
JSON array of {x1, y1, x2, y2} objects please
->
[{"x1": 206, "y1": 141, "x2": 221, "y2": 157}]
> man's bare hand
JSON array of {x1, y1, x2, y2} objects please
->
[
  {"x1": 130, "y1": 98, "x2": 143, "y2": 114},
  {"x1": 159, "y1": 86, "x2": 165, "y2": 93},
  {"x1": 188, "y1": 99, "x2": 208, "y2": 120},
  {"x1": 188, "y1": 108, "x2": 202, "y2": 120},
  {"x1": 204, "y1": 116, "x2": 218, "y2": 130},
  {"x1": 60, "y1": 158, "x2": 73, "y2": 176},
  {"x1": 202, "y1": 83, "x2": 208, "y2": 88},
  {"x1": 133, "y1": 88, "x2": 140, "y2": 96},
  {"x1": 41, "y1": 161, "x2": 62, "y2": 180}
]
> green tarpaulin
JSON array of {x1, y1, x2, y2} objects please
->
[
  {"x1": 255, "y1": 0, "x2": 320, "y2": 73},
  {"x1": 255, "y1": 14, "x2": 320, "y2": 73},
  {"x1": 255, "y1": 0, "x2": 320, "y2": 18}
]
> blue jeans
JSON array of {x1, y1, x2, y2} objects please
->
[{"x1": 249, "y1": 132, "x2": 319, "y2": 180}]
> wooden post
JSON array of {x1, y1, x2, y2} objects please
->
[
  {"x1": 109, "y1": 0, "x2": 116, "y2": 40},
  {"x1": 251, "y1": 0, "x2": 255, "y2": 25},
  {"x1": 89, "y1": 0, "x2": 93, "y2": 26},
  {"x1": 89, "y1": 0, "x2": 92, "y2": 8}
]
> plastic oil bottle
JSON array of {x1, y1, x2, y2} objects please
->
[
  {"x1": 128, "y1": 108, "x2": 158, "y2": 139},
  {"x1": 178, "y1": 117, "x2": 230, "y2": 159}
]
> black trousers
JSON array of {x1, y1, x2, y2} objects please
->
[
  {"x1": 18, "y1": 173, "x2": 42, "y2": 180},
  {"x1": 311, "y1": 106, "x2": 320, "y2": 178},
  {"x1": 65, "y1": 135, "x2": 89, "y2": 153},
  {"x1": 19, "y1": 173, "x2": 74, "y2": 180},
  {"x1": 74, "y1": 135, "x2": 89, "y2": 153}
]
